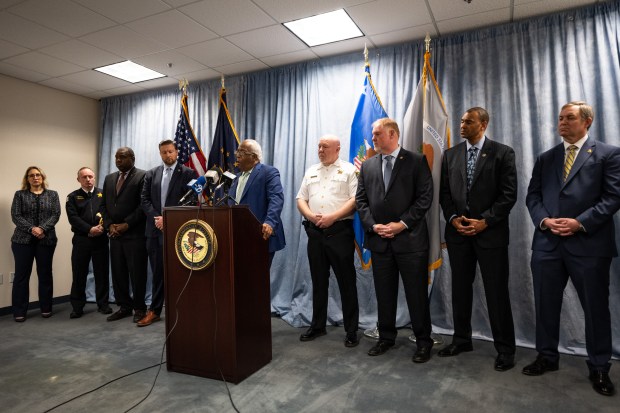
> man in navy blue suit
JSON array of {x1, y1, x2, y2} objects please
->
[
  {"x1": 229, "y1": 139, "x2": 285, "y2": 264},
  {"x1": 525, "y1": 101, "x2": 620, "y2": 396},
  {"x1": 139, "y1": 139, "x2": 196, "y2": 327}
]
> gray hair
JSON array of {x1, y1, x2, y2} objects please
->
[{"x1": 243, "y1": 139, "x2": 263, "y2": 162}]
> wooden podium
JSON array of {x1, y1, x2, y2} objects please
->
[{"x1": 163, "y1": 205, "x2": 272, "y2": 384}]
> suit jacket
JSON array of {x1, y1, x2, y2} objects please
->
[
  {"x1": 100, "y1": 167, "x2": 146, "y2": 239},
  {"x1": 141, "y1": 163, "x2": 197, "y2": 238},
  {"x1": 355, "y1": 148, "x2": 433, "y2": 253},
  {"x1": 440, "y1": 138, "x2": 517, "y2": 248},
  {"x1": 228, "y1": 163, "x2": 286, "y2": 253},
  {"x1": 526, "y1": 138, "x2": 620, "y2": 257}
]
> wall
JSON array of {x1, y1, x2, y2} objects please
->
[{"x1": 0, "y1": 74, "x2": 100, "y2": 312}]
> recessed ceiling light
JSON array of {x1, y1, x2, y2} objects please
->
[
  {"x1": 94, "y1": 61, "x2": 166, "y2": 83},
  {"x1": 284, "y1": 9, "x2": 363, "y2": 47}
]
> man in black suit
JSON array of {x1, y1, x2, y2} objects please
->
[
  {"x1": 100, "y1": 147, "x2": 148, "y2": 323},
  {"x1": 139, "y1": 139, "x2": 197, "y2": 327},
  {"x1": 525, "y1": 101, "x2": 620, "y2": 396},
  {"x1": 356, "y1": 118, "x2": 434, "y2": 363},
  {"x1": 438, "y1": 107, "x2": 517, "y2": 371}
]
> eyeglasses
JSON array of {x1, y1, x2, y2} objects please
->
[
  {"x1": 235, "y1": 150, "x2": 253, "y2": 158},
  {"x1": 28, "y1": 173, "x2": 42, "y2": 178}
]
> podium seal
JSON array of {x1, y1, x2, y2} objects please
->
[{"x1": 175, "y1": 219, "x2": 218, "y2": 270}]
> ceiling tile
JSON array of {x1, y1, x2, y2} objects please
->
[
  {"x1": 4, "y1": 51, "x2": 84, "y2": 76},
  {"x1": 226, "y1": 25, "x2": 307, "y2": 58},
  {"x1": 80, "y1": 26, "x2": 168, "y2": 59},
  {"x1": 0, "y1": 61, "x2": 50, "y2": 82},
  {"x1": 514, "y1": 0, "x2": 598, "y2": 20},
  {"x1": 254, "y1": 0, "x2": 367, "y2": 22},
  {"x1": 59, "y1": 70, "x2": 130, "y2": 90},
  {"x1": 73, "y1": 0, "x2": 171, "y2": 24},
  {"x1": 430, "y1": 0, "x2": 510, "y2": 21},
  {"x1": 172, "y1": 67, "x2": 221, "y2": 82},
  {"x1": 260, "y1": 49, "x2": 319, "y2": 68},
  {"x1": 103, "y1": 84, "x2": 148, "y2": 96},
  {"x1": 84, "y1": 90, "x2": 113, "y2": 100},
  {"x1": 348, "y1": 0, "x2": 432, "y2": 36},
  {"x1": 0, "y1": 0, "x2": 24, "y2": 9},
  {"x1": 214, "y1": 59, "x2": 269, "y2": 76},
  {"x1": 39, "y1": 77, "x2": 97, "y2": 95},
  {"x1": 161, "y1": 0, "x2": 197, "y2": 7},
  {"x1": 0, "y1": 11, "x2": 68, "y2": 49},
  {"x1": 137, "y1": 76, "x2": 180, "y2": 90},
  {"x1": 132, "y1": 50, "x2": 207, "y2": 76},
  {"x1": 180, "y1": 0, "x2": 276, "y2": 36},
  {"x1": 127, "y1": 10, "x2": 218, "y2": 48},
  {"x1": 39, "y1": 40, "x2": 123, "y2": 69},
  {"x1": 436, "y1": 8, "x2": 511, "y2": 35},
  {"x1": 177, "y1": 38, "x2": 253, "y2": 67},
  {"x1": 312, "y1": 36, "x2": 372, "y2": 59},
  {"x1": 0, "y1": 38, "x2": 28, "y2": 59},
  {"x1": 370, "y1": 25, "x2": 437, "y2": 47},
  {"x1": 8, "y1": 0, "x2": 116, "y2": 37}
]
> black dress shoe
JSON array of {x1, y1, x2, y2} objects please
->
[
  {"x1": 589, "y1": 371, "x2": 615, "y2": 396},
  {"x1": 494, "y1": 353, "x2": 515, "y2": 372},
  {"x1": 299, "y1": 328, "x2": 327, "y2": 342},
  {"x1": 522, "y1": 355, "x2": 559, "y2": 376},
  {"x1": 412, "y1": 346, "x2": 432, "y2": 363},
  {"x1": 69, "y1": 311, "x2": 83, "y2": 319},
  {"x1": 107, "y1": 309, "x2": 132, "y2": 322},
  {"x1": 98, "y1": 305, "x2": 113, "y2": 315},
  {"x1": 437, "y1": 343, "x2": 473, "y2": 357},
  {"x1": 344, "y1": 332, "x2": 359, "y2": 348},
  {"x1": 368, "y1": 341, "x2": 394, "y2": 356}
]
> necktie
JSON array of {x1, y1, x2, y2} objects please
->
[
  {"x1": 383, "y1": 155, "x2": 393, "y2": 192},
  {"x1": 161, "y1": 167, "x2": 172, "y2": 211},
  {"x1": 236, "y1": 172, "x2": 250, "y2": 202},
  {"x1": 466, "y1": 147, "x2": 478, "y2": 191},
  {"x1": 115, "y1": 172, "x2": 126, "y2": 195},
  {"x1": 563, "y1": 145, "x2": 578, "y2": 182}
]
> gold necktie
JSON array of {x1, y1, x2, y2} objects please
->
[{"x1": 563, "y1": 145, "x2": 577, "y2": 182}]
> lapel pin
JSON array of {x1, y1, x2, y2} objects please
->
[
  {"x1": 587, "y1": 149, "x2": 592, "y2": 153},
  {"x1": 481, "y1": 153, "x2": 487, "y2": 157}
]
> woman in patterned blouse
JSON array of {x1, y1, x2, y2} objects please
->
[{"x1": 10, "y1": 166, "x2": 61, "y2": 322}]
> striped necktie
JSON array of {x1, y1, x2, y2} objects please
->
[{"x1": 563, "y1": 145, "x2": 577, "y2": 182}]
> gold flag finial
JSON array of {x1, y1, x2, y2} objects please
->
[
  {"x1": 425, "y1": 33, "x2": 431, "y2": 53},
  {"x1": 364, "y1": 43, "x2": 369, "y2": 64},
  {"x1": 178, "y1": 79, "x2": 189, "y2": 96},
  {"x1": 221, "y1": 74, "x2": 225, "y2": 89}
]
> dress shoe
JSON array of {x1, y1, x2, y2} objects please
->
[
  {"x1": 69, "y1": 311, "x2": 83, "y2": 319},
  {"x1": 412, "y1": 346, "x2": 432, "y2": 363},
  {"x1": 299, "y1": 328, "x2": 327, "y2": 342},
  {"x1": 137, "y1": 310, "x2": 161, "y2": 327},
  {"x1": 494, "y1": 353, "x2": 515, "y2": 372},
  {"x1": 589, "y1": 371, "x2": 615, "y2": 396},
  {"x1": 98, "y1": 305, "x2": 113, "y2": 315},
  {"x1": 344, "y1": 332, "x2": 359, "y2": 348},
  {"x1": 437, "y1": 343, "x2": 473, "y2": 357},
  {"x1": 107, "y1": 309, "x2": 132, "y2": 322},
  {"x1": 368, "y1": 341, "x2": 394, "y2": 356},
  {"x1": 14, "y1": 316, "x2": 26, "y2": 323},
  {"x1": 522, "y1": 355, "x2": 559, "y2": 376},
  {"x1": 133, "y1": 310, "x2": 146, "y2": 323},
  {"x1": 41, "y1": 312, "x2": 52, "y2": 318}
]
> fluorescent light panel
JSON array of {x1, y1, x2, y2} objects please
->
[
  {"x1": 94, "y1": 61, "x2": 165, "y2": 83},
  {"x1": 284, "y1": 9, "x2": 363, "y2": 47}
]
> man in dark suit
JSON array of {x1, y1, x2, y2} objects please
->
[
  {"x1": 438, "y1": 107, "x2": 517, "y2": 371},
  {"x1": 100, "y1": 147, "x2": 148, "y2": 323},
  {"x1": 139, "y1": 139, "x2": 197, "y2": 327},
  {"x1": 525, "y1": 101, "x2": 620, "y2": 396},
  {"x1": 66, "y1": 167, "x2": 111, "y2": 318},
  {"x1": 228, "y1": 139, "x2": 285, "y2": 262},
  {"x1": 356, "y1": 118, "x2": 434, "y2": 363}
]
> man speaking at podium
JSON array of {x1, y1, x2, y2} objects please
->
[{"x1": 139, "y1": 139, "x2": 196, "y2": 327}]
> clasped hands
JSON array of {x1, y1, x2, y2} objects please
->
[
  {"x1": 374, "y1": 222, "x2": 406, "y2": 238},
  {"x1": 31, "y1": 226, "x2": 45, "y2": 239},
  {"x1": 452, "y1": 216, "x2": 487, "y2": 236},
  {"x1": 108, "y1": 222, "x2": 129, "y2": 238},
  {"x1": 543, "y1": 217, "x2": 581, "y2": 236}
]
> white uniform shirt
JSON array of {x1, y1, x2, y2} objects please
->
[{"x1": 296, "y1": 158, "x2": 358, "y2": 220}]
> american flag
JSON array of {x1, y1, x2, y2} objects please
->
[{"x1": 174, "y1": 94, "x2": 206, "y2": 177}]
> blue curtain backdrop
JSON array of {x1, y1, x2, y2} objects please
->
[{"x1": 99, "y1": 2, "x2": 620, "y2": 358}]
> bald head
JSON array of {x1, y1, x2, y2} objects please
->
[{"x1": 318, "y1": 135, "x2": 341, "y2": 165}]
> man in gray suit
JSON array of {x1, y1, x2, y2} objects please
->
[
  {"x1": 356, "y1": 118, "x2": 434, "y2": 363},
  {"x1": 438, "y1": 107, "x2": 517, "y2": 372},
  {"x1": 139, "y1": 139, "x2": 196, "y2": 327}
]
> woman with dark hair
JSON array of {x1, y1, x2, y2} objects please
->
[{"x1": 11, "y1": 166, "x2": 61, "y2": 322}]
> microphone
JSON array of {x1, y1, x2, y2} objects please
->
[
  {"x1": 179, "y1": 175, "x2": 206, "y2": 203},
  {"x1": 205, "y1": 168, "x2": 220, "y2": 184},
  {"x1": 214, "y1": 171, "x2": 237, "y2": 192}
]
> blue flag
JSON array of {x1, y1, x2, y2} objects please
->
[
  {"x1": 207, "y1": 88, "x2": 240, "y2": 173},
  {"x1": 349, "y1": 63, "x2": 388, "y2": 269}
]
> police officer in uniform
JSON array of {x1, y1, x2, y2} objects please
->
[
  {"x1": 66, "y1": 167, "x2": 111, "y2": 318},
  {"x1": 296, "y1": 135, "x2": 360, "y2": 347}
]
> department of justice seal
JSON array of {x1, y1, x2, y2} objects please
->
[{"x1": 175, "y1": 219, "x2": 217, "y2": 270}]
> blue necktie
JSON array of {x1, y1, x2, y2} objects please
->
[{"x1": 384, "y1": 155, "x2": 393, "y2": 192}]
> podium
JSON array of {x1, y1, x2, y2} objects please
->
[{"x1": 163, "y1": 206, "x2": 272, "y2": 384}]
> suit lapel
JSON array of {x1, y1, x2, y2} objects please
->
[
  {"x1": 386, "y1": 150, "x2": 407, "y2": 194},
  {"x1": 563, "y1": 139, "x2": 595, "y2": 187},
  {"x1": 116, "y1": 169, "x2": 134, "y2": 197},
  {"x1": 241, "y1": 163, "x2": 262, "y2": 201},
  {"x1": 470, "y1": 138, "x2": 492, "y2": 188}
]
